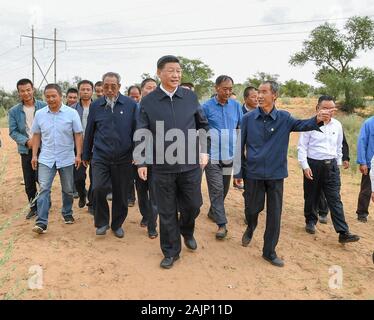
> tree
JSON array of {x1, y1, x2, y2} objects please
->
[
  {"x1": 281, "y1": 79, "x2": 313, "y2": 97},
  {"x1": 245, "y1": 72, "x2": 279, "y2": 88},
  {"x1": 177, "y1": 56, "x2": 214, "y2": 99},
  {"x1": 290, "y1": 16, "x2": 374, "y2": 112}
]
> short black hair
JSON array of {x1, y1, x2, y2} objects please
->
[
  {"x1": 140, "y1": 78, "x2": 157, "y2": 89},
  {"x1": 318, "y1": 95, "x2": 335, "y2": 104},
  {"x1": 180, "y1": 82, "x2": 194, "y2": 89},
  {"x1": 215, "y1": 75, "x2": 234, "y2": 86},
  {"x1": 94, "y1": 81, "x2": 103, "y2": 87},
  {"x1": 66, "y1": 87, "x2": 78, "y2": 95},
  {"x1": 77, "y1": 80, "x2": 94, "y2": 90},
  {"x1": 127, "y1": 85, "x2": 141, "y2": 96},
  {"x1": 16, "y1": 78, "x2": 33, "y2": 90},
  {"x1": 44, "y1": 83, "x2": 63, "y2": 96},
  {"x1": 243, "y1": 86, "x2": 258, "y2": 99},
  {"x1": 157, "y1": 55, "x2": 180, "y2": 70}
]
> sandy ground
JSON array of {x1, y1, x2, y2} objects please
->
[{"x1": 0, "y1": 99, "x2": 373, "y2": 300}]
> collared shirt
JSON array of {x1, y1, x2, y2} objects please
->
[
  {"x1": 31, "y1": 104, "x2": 83, "y2": 169},
  {"x1": 160, "y1": 84, "x2": 178, "y2": 99},
  {"x1": 202, "y1": 97, "x2": 243, "y2": 161},
  {"x1": 297, "y1": 118, "x2": 343, "y2": 170},
  {"x1": 242, "y1": 103, "x2": 257, "y2": 115},
  {"x1": 240, "y1": 107, "x2": 321, "y2": 180},
  {"x1": 357, "y1": 116, "x2": 374, "y2": 168}
]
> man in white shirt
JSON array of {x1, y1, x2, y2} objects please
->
[{"x1": 297, "y1": 95, "x2": 359, "y2": 244}]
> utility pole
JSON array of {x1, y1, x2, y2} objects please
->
[
  {"x1": 32, "y1": 26, "x2": 35, "y2": 84},
  {"x1": 54, "y1": 28, "x2": 57, "y2": 83},
  {"x1": 21, "y1": 28, "x2": 66, "y2": 89}
]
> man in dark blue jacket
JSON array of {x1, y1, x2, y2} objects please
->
[
  {"x1": 239, "y1": 81, "x2": 332, "y2": 267},
  {"x1": 135, "y1": 55, "x2": 210, "y2": 269},
  {"x1": 83, "y1": 72, "x2": 137, "y2": 238},
  {"x1": 72, "y1": 80, "x2": 94, "y2": 209}
]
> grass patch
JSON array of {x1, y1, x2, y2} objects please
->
[{"x1": 335, "y1": 114, "x2": 364, "y2": 175}]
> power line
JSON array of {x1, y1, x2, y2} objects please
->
[
  {"x1": 66, "y1": 38, "x2": 304, "y2": 52},
  {"x1": 66, "y1": 15, "x2": 374, "y2": 43},
  {"x1": 67, "y1": 30, "x2": 310, "y2": 48}
]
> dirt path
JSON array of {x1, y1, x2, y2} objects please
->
[{"x1": 0, "y1": 100, "x2": 373, "y2": 300}]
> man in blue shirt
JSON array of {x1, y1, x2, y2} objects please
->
[
  {"x1": 239, "y1": 81, "x2": 332, "y2": 267},
  {"x1": 31, "y1": 84, "x2": 83, "y2": 234},
  {"x1": 202, "y1": 75, "x2": 243, "y2": 239},
  {"x1": 83, "y1": 72, "x2": 138, "y2": 238},
  {"x1": 8, "y1": 78, "x2": 47, "y2": 219},
  {"x1": 356, "y1": 116, "x2": 374, "y2": 223}
]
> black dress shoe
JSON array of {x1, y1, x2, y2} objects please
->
[
  {"x1": 160, "y1": 255, "x2": 180, "y2": 269},
  {"x1": 184, "y1": 236, "x2": 197, "y2": 250},
  {"x1": 305, "y1": 222, "x2": 316, "y2": 234},
  {"x1": 113, "y1": 227, "x2": 124, "y2": 238},
  {"x1": 242, "y1": 227, "x2": 253, "y2": 247},
  {"x1": 262, "y1": 255, "x2": 284, "y2": 267},
  {"x1": 26, "y1": 209, "x2": 37, "y2": 220},
  {"x1": 78, "y1": 195, "x2": 86, "y2": 208},
  {"x1": 339, "y1": 232, "x2": 360, "y2": 243},
  {"x1": 96, "y1": 225, "x2": 110, "y2": 235},
  {"x1": 357, "y1": 214, "x2": 368, "y2": 223}
]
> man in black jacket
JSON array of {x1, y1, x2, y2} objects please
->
[
  {"x1": 83, "y1": 72, "x2": 137, "y2": 238},
  {"x1": 135, "y1": 55, "x2": 210, "y2": 269}
]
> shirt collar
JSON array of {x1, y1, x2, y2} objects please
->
[
  {"x1": 243, "y1": 103, "x2": 257, "y2": 112},
  {"x1": 255, "y1": 106, "x2": 278, "y2": 119},
  {"x1": 160, "y1": 84, "x2": 178, "y2": 98},
  {"x1": 47, "y1": 104, "x2": 65, "y2": 113},
  {"x1": 214, "y1": 96, "x2": 229, "y2": 107}
]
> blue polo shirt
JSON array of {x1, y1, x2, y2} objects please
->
[
  {"x1": 202, "y1": 97, "x2": 242, "y2": 161},
  {"x1": 31, "y1": 104, "x2": 83, "y2": 169},
  {"x1": 357, "y1": 116, "x2": 374, "y2": 168},
  {"x1": 240, "y1": 107, "x2": 321, "y2": 180}
]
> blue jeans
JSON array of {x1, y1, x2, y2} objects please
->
[{"x1": 36, "y1": 163, "x2": 74, "y2": 226}]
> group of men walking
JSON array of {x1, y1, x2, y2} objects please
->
[{"x1": 7, "y1": 54, "x2": 369, "y2": 270}]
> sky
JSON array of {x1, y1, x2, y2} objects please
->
[{"x1": 0, "y1": 0, "x2": 374, "y2": 91}]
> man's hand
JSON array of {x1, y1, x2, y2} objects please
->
[
  {"x1": 31, "y1": 156, "x2": 38, "y2": 171},
  {"x1": 75, "y1": 155, "x2": 82, "y2": 169},
  {"x1": 200, "y1": 153, "x2": 209, "y2": 170},
  {"x1": 138, "y1": 167, "x2": 148, "y2": 181},
  {"x1": 233, "y1": 178, "x2": 243, "y2": 187},
  {"x1": 343, "y1": 161, "x2": 349, "y2": 170},
  {"x1": 371, "y1": 192, "x2": 374, "y2": 203},
  {"x1": 316, "y1": 108, "x2": 336, "y2": 123},
  {"x1": 82, "y1": 160, "x2": 90, "y2": 168},
  {"x1": 26, "y1": 139, "x2": 32, "y2": 149},
  {"x1": 359, "y1": 164, "x2": 368, "y2": 175},
  {"x1": 303, "y1": 168, "x2": 313, "y2": 180}
]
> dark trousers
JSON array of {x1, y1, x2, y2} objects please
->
[
  {"x1": 91, "y1": 161, "x2": 132, "y2": 230},
  {"x1": 21, "y1": 150, "x2": 38, "y2": 211},
  {"x1": 244, "y1": 179, "x2": 283, "y2": 260},
  {"x1": 128, "y1": 165, "x2": 136, "y2": 202},
  {"x1": 74, "y1": 165, "x2": 87, "y2": 198},
  {"x1": 303, "y1": 158, "x2": 349, "y2": 233},
  {"x1": 205, "y1": 161, "x2": 233, "y2": 225},
  {"x1": 356, "y1": 170, "x2": 371, "y2": 217},
  {"x1": 318, "y1": 191, "x2": 329, "y2": 216},
  {"x1": 153, "y1": 167, "x2": 203, "y2": 258},
  {"x1": 135, "y1": 166, "x2": 158, "y2": 232}
]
